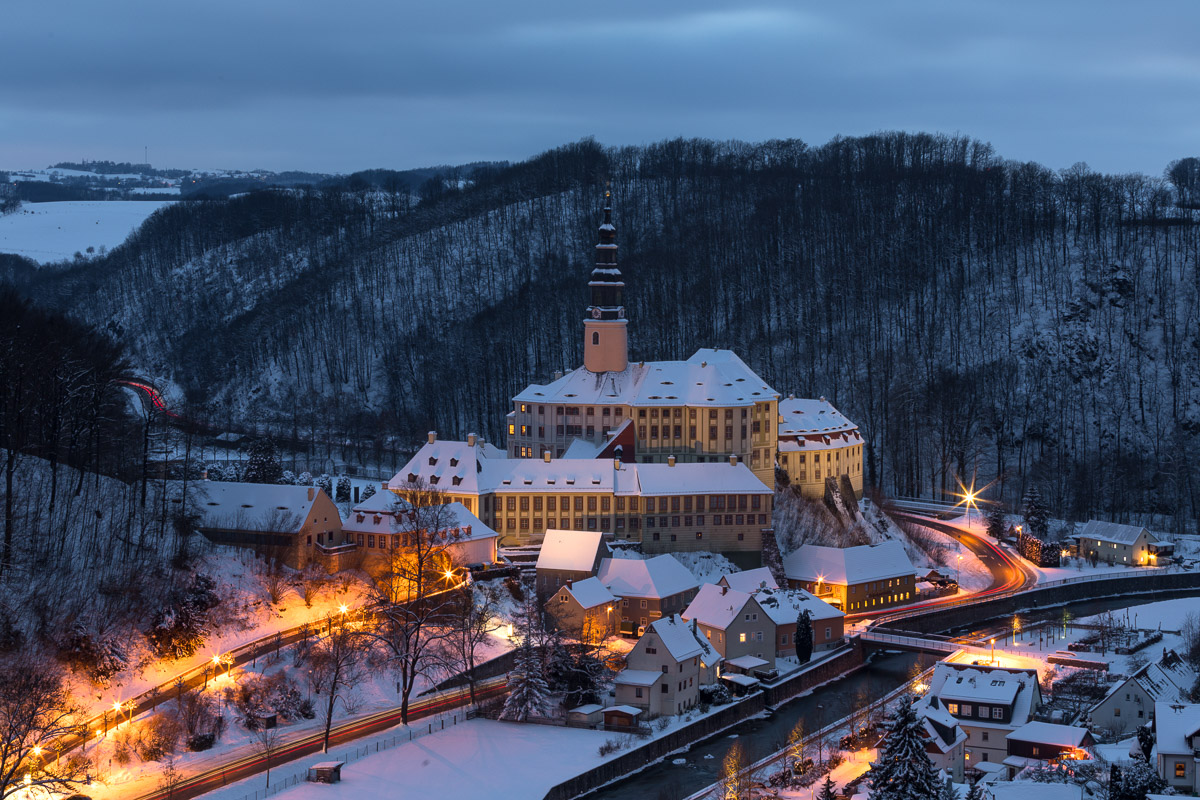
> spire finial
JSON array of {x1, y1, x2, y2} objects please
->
[{"x1": 604, "y1": 183, "x2": 612, "y2": 224}]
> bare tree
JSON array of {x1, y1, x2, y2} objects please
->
[
  {"x1": 364, "y1": 483, "x2": 464, "y2": 724},
  {"x1": 0, "y1": 656, "x2": 91, "y2": 798},
  {"x1": 158, "y1": 754, "x2": 185, "y2": 799},
  {"x1": 440, "y1": 584, "x2": 503, "y2": 706},
  {"x1": 251, "y1": 725, "x2": 283, "y2": 789},
  {"x1": 310, "y1": 622, "x2": 365, "y2": 753}
]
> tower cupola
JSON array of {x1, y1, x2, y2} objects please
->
[{"x1": 583, "y1": 190, "x2": 629, "y2": 373}]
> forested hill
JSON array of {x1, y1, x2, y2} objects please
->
[{"x1": 13, "y1": 135, "x2": 1200, "y2": 529}]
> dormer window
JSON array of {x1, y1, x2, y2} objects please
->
[
  {"x1": 407, "y1": 472, "x2": 417, "y2": 483},
  {"x1": 429, "y1": 476, "x2": 439, "y2": 484},
  {"x1": 450, "y1": 457, "x2": 459, "y2": 467},
  {"x1": 428, "y1": 456, "x2": 437, "y2": 466},
  {"x1": 452, "y1": 476, "x2": 462, "y2": 486}
]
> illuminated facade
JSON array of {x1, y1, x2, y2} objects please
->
[{"x1": 776, "y1": 395, "x2": 864, "y2": 500}]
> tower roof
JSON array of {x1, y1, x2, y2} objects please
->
[{"x1": 591, "y1": 189, "x2": 622, "y2": 283}]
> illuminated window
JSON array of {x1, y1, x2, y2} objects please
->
[{"x1": 739, "y1": 633, "x2": 746, "y2": 643}]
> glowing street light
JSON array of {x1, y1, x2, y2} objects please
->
[{"x1": 990, "y1": 638, "x2": 995, "y2": 664}]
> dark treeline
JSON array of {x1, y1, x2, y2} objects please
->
[{"x1": 12, "y1": 133, "x2": 1200, "y2": 530}]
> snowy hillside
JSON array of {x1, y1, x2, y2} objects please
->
[{"x1": 0, "y1": 200, "x2": 174, "y2": 263}]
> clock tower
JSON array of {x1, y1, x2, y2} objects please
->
[{"x1": 583, "y1": 190, "x2": 629, "y2": 374}]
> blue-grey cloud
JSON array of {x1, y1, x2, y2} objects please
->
[{"x1": 0, "y1": 0, "x2": 1195, "y2": 174}]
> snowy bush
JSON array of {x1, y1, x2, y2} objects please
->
[
  {"x1": 59, "y1": 620, "x2": 129, "y2": 686},
  {"x1": 280, "y1": 470, "x2": 297, "y2": 485},
  {"x1": 186, "y1": 732, "x2": 215, "y2": 752},
  {"x1": 296, "y1": 471, "x2": 314, "y2": 486},
  {"x1": 336, "y1": 476, "x2": 351, "y2": 502},
  {"x1": 316, "y1": 473, "x2": 333, "y2": 497},
  {"x1": 135, "y1": 713, "x2": 182, "y2": 761},
  {"x1": 146, "y1": 574, "x2": 220, "y2": 661},
  {"x1": 360, "y1": 483, "x2": 376, "y2": 501}
]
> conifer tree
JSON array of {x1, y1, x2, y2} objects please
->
[
  {"x1": 501, "y1": 596, "x2": 549, "y2": 721},
  {"x1": 866, "y1": 697, "x2": 940, "y2": 800},
  {"x1": 964, "y1": 781, "x2": 984, "y2": 800},
  {"x1": 816, "y1": 775, "x2": 837, "y2": 800},
  {"x1": 795, "y1": 609, "x2": 814, "y2": 664},
  {"x1": 985, "y1": 503, "x2": 1006, "y2": 540},
  {"x1": 1022, "y1": 486, "x2": 1050, "y2": 540},
  {"x1": 243, "y1": 438, "x2": 283, "y2": 484}
]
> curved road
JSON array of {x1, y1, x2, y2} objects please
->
[{"x1": 844, "y1": 511, "x2": 1036, "y2": 624}]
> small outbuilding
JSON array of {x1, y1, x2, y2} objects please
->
[
  {"x1": 306, "y1": 761, "x2": 345, "y2": 783},
  {"x1": 602, "y1": 705, "x2": 643, "y2": 731}
]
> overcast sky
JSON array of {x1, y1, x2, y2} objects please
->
[{"x1": 2, "y1": 1, "x2": 1196, "y2": 176}]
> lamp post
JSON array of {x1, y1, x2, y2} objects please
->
[
  {"x1": 990, "y1": 638, "x2": 995, "y2": 665},
  {"x1": 957, "y1": 554, "x2": 963, "y2": 585},
  {"x1": 339, "y1": 604, "x2": 348, "y2": 628}
]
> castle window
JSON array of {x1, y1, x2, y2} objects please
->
[{"x1": 592, "y1": 332, "x2": 599, "y2": 345}]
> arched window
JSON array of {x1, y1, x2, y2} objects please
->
[{"x1": 592, "y1": 331, "x2": 600, "y2": 345}]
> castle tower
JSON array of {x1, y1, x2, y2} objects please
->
[{"x1": 583, "y1": 190, "x2": 629, "y2": 373}]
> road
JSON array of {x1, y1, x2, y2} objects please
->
[
  {"x1": 120, "y1": 379, "x2": 183, "y2": 420},
  {"x1": 844, "y1": 510, "x2": 1036, "y2": 623},
  {"x1": 134, "y1": 676, "x2": 508, "y2": 800}
]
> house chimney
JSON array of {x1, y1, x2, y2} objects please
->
[
  {"x1": 543, "y1": 451, "x2": 552, "y2": 463},
  {"x1": 668, "y1": 455, "x2": 676, "y2": 467},
  {"x1": 427, "y1": 431, "x2": 437, "y2": 445},
  {"x1": 467, "y1": 432, "x2": 477, "y2": 447},
  {"x1": 613, "y1": 458, "x2": 621, "y2": 471},
  {"x1": 307, "y1": 487, "x2": 315, "y2": 501},
  {"x1": 729, "y1": 454, "x2": 738, "y2": 466}
]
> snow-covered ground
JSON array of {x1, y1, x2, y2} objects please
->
[{"x1": 0, "y1": 200, "x2": 172, "y2": 262}]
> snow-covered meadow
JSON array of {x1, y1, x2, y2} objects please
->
[{"x1": 0, "y1": 200, "x2": 172, "y2": 262}]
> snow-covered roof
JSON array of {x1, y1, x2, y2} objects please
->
[
  {"x1": 597, "y1": 555, "x2": 699, "y2": 600},
  {"x1": 925, "y1": 664, "x2": 1040, "y2": 725},
  {"x1": 1077, "y1": 519, "x2": 1149, "y2": 545},
  {"x1": 915, "y1": 699, "x2": 966, "y2": 752},
  {"x1": 562, "y1": 437, "x2": 605, "y2": 459},
  {"x1": 604, "y1": 705, "x2": 644, "y2": 716},
  {"x1": 777, "y1": 396, "x2": 862, "y2": 453},
  {"x1": 393, "y1": 439, "x2": 770, "y2": 498},
  {"x1": 726, "y1": 655, "x2": 769, "y2": 670},
  {"x1": 1007, "y1": 722, "x2": 1091, "y2": 748},
  {"x1": 782, "y1": 541, "x2": 915, "y2": 586},
  {"x1": 564, "y1": 577, "x2": 615, "y2": 609},
  {"x1": 1134, "y1": 651, "x2": 1198, "y2": 703},
  {"x1": 537, "y1": 529, "x2": 606, "y2": 573},
  {"x1": 682, "y1": 583, "x2": 756, "y2": 630},
  {"x1": 752, "y1": 587, "x2": 844, "y2": 625},
  {"x1": 987, "y1": 782, "x2": 1083, "y2": 800},
  {"x1": 718, "y1": 567, "x2": 779, "y2": 593},
  {"x1": 512, "y1": 349, "x2": 778, "y2": 408},
  {"x1": 643, "y1": 615, "x2": 715, "y2": 663},
  {"x1": 721, "y1": 672, "x2": 759, "y2": 687},
  {"x1": 569, "y1": 703, "x2": 604, "y2": 715},
  {"x1": 614, "y1": 669, "x2": 661, "y2": 687},
  {"x1": 1153, "y1": 701, "x2": 1200, "y2": 755},
  {"x1": 191, "y1": 481, "x2": 330, "y2": 534},
  {"x1": 342, "y1": 501, "x2": 498, "y2": 542}
]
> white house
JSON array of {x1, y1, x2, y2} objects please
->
[
  {"x1": 1153, "y1": 701, "x2": 1200, "y2": 793},
  {"x1": 913, "y1": 697, "x2": 968, "y2": 782},
  {"x1": 919, "y1": 663, "x2": 1043, "y2": 768},
  {"x1": 1074, "y1": 520, "x2": 1173, "y2": 566},
  {"x1": 1088, "y1": 649, "x2": 1196, "y2": 735},
  {"x1": 614, "y1": 615, "x2": 720, "y2": 717},
  {"x1": 717, "y1": 567, "x2": 779, "y2": 594},
  {"x1": 682, "y1": 583, "x2": 776, "y2": 669}
]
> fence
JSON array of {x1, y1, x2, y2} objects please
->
[
  {"x1": 681, "y1": 660, "x2": 944, "y2": 800},
  {"x1": 223, "y1": 707, "x2": 474, "y2": 800}
]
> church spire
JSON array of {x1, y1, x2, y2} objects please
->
[{"x1": 583, "y1": 188, "x2": 629, "y2": 373}]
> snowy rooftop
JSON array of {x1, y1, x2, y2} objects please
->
[
  {"x1": 190, "y1": 481, "x2": 331, "y2": 534},
  {"x1": 342, "y1": 501, "x2": 497, "y2": 541},
  {"x1": 752, "y1": 586, "x2": 844, "y2": 625},
  {"x1": 1007, "y1": 722, "x2": 1092, "y2": 749},
  {"x1": 926, "y1": 664, "x2": 1039, "y2": 723},
  {"x1": 726, "y1": 655, "x2": 768, "y2": 670},
  {"x1": 614, "y1": 669, "x2": 661, "y2": 687},
  {"x1": 598, "y1": 555, "x2": 699, "y2": 600},
  {"x1": 782, "y1": 541, "x2": 915, "y2": 586},
  {"x1": 564, "y1": 577, "x2": 615, "y2": 609},
  {"x1": 717, "y1": 567, "x2": 778, "y2": 593},
  {"x1": 987, "y1": 783, "x2": 1083, "y2": 800},
  {"x1": 1153, "y1": 701, "x2": 1200, "y2": 754},
  {"x1": 351, "y1": 488, "x2": 401, "y2": 514},
  {"x1": 643, "y1": 615, "x2": 715, "y2": 662},
  {"x1": 392, "y1": 441, "x2": 770, "y2": 497},
  {"x1": 1077, "y1": 519, "x2": 1148, "y2": 545},
  {"x1": 682, "y1": 583, "x2": 756, "y2": 630},
  {"x1": 1134, "y1": 651, "x2": 1198, "y2": 703},
  {"x1": 915, "y1": 700, "x2": 966, "y2": 752},
  {"x1": 512, "y1": 348, "x2": 778, "y2": 408},
  {"x1": 777, "y1": 396, "x2": 858, "y2": 435},
  {"x1": 536, "y1": 529, "x2": 607, "y2": 573}
]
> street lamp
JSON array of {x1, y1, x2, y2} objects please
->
[
  {"x1": 957, "y1": 554, "x2": 963, "y2": 585},
  {"x1": 990, "y1": 638, "x2": 995, "y2": 664}
]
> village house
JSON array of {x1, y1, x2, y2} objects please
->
[
  {"x1": 338, "y1": 489, "x2": 498, "y2": 576},
  {"x1": 190, "y1": 480, "x2": 341, "y2": 570},
  {"x1": 918, "y1": 663, "x2": 1043, "y2": 769},
  {"x1": 614, "y1": 615, "x2": 720, "y2": 717},
  {"x1": 1074, "y1": 520, "x2": 1174, "y2": 566},
  {"x1": 750, "y1": 585, "x2": 845, "y2": 657},
  {"x1": 1154, "y1": 701, "x2": 1200, "y2": 793},
  {"x1": 717, "y1": 566, "x2": 778, "y2": 593},
  {"x1": 534, "y1": 529, "x2": 610, "y2": 598},
  {"x1": 597, "y1": 555, "x2": 700, "y2": 636},
  {"x1": 1087, "y1": 649, "x2": 1196, "y2": 735},
  {"x1": 391, "y1": 434, "x2": 773, "y2": 554},
  {"x1": 776, "y1": 395, "x2": 865, "y2": 501},
  {"x1": 544, "y1": 577, "x2": 617, "y2": 642},
  {"x1": 1003, "y1": 721, "x2": 1094, "y2": 778},
  {"x1": 782, "y1": 540, "x2": 916, "y2": 613},
  {"x1": 682, "y1": 583, "x2": 776, "y2": 670},
  {"x1": 913, "y1": 698, "x2": 967, "y2": 782}
]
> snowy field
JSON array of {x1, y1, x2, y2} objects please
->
[
  {"x1": 0, "y1": 200, "x2": 172, "y2": 262},
  {"x1": 198, "y1": 719, "x2": 613, "y2": 800}
]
